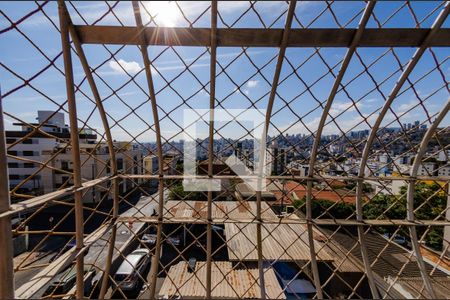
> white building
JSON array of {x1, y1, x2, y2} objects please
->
[
  {"x1": 287, "y1": 161, "x2": 309, "y2": 177},
  {"x1": 6, "y1": 111, "x2": 142, "y2": 203},
  {"x1": 41, "y1": 141, "x2": 143, "y2": 203},
  {"x1": 6, "y1": 111, "x2": 96, "y2": 198},
  {"x1": 438, "y1": 165, "x2": 450, "y2": 176},
  {"x1": 436, "y1": 150, "x2": 450, "y2": 162},
  {"x1": 417, "y1": 162, "x2": 438, "y2": 176}
]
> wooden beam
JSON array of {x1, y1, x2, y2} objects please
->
[
  {"x1": 115, "y1": 216, "x2": 450, "y2": 227},
  {"x1": 15, "y1": 223, "x2": 111, "y2": 299},
  {"x1": 75, "y1": 26, "x2": 450, "y2": 47},
  {"x1": 0, "y1": 176, "x2": 111, "y2": 219}
]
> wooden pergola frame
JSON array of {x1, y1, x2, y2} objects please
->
[
  {"x1": 75, "y1": 26, "x2": 450, "y2": 47},
  {"x1": 0, "y1": 1, "x2": 449, "y2": 299}
]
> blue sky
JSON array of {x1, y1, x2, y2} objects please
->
[{"x1": 1, "y1": 1, "x2": 449, "y2": 143}]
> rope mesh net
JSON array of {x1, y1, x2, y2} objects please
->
[{"x1": 0, "y1": 1, "x2": 449, "y2": 299}]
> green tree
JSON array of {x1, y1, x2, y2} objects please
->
[
  {"x1": 363, "y1": 182, "x2": 446, "y2": 250},
  {"x1": 293, "y1": 197, "x2": 355, "y2": 219},
  {"x1": 168, "y1": 182, "x2": 206, "y2": 200}
]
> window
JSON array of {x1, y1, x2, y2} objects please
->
[
  {"x1": 8, "y1": 162, "x2": 19, "y2": 168},
  {"x1": 6, "y1": 138, "x2": 16, "y2": 144},
  {"x1": 24, "y1": 163, "x2": 35, "y2": 168},
  {"x1": 117, "y1": 158, "x2": 123, "y2": 170},
  {"x1": 61, "y1": 176, "x2": 70, "y2": 184},
  {"x1": 7, "y1": 151, "x2": 18, "y2": 156},
  {"x1": 22, "y1": 139, "x2": 33, "y2": 144},
  {"x1": 61, "y1": 161, "x2": 69, "y2": 170},
  {"x1": 23, "y1": 151, "x2": 35, "y2": 156},
  {"x1": 9, "y1": 174, "x2": 20, "y2": 180}
]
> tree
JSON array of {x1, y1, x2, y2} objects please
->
[
  {"x1": 292, "y1": 182, "x2": 447, "y2": 251},
  {"x1": 293, "y1": 197, "x2": 355, "y2": 219},
  {"x1": 363, "y1": 182, "x2": 446, "y2": 251},
  {"x1": 168, "y1": 182, "x2": 206, "y2": 200}
]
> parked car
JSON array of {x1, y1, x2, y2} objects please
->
[
  {"x1": 273, "y1": 262, "x2": 316, "y2": 299},
  {"x1": 113, "y1": 248, "x2": 151, "y2": 291},
  {"x1": 141, "y1": 233, "x2": 157, "y2": 247},
  {"x1": 383, "y1": 233, "x2": 408, "y2": 246},
  {"x1": 141, "y1": 234, "x2": 181, "y2": 247},
  {"x1": 167, "y1": 235, "x2": 181, "y2": 247},
  {"x1": 42, "y1": 265, "x2": 96, "y2": 298}
]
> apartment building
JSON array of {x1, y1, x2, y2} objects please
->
[
  {"x1": 41, "y1": 141, "x2": 143, "y2": 203},
  {"x1": 6, "y1": 111, "x2": 96, "y2": 198},
  {"x1": 266, "y1": 140, "x2": 287, "y2": 175},
  {"x1": 6, "y1": 111, "x2": 143, "y2": 203}
]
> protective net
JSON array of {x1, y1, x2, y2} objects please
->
[{"x1": 0, "y1": 1, "x2": 449, "y2": 299}]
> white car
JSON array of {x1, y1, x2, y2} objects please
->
[{"x1": 113, "y1": 249, "x2": 151, "y2": 291}]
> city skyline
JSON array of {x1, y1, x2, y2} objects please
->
[{"x1": 1, "y1": 1, "x2": 448, "y2": 142}]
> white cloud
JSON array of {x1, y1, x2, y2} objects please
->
[
  {"x1": 397, "y1": 100, "x2": 416, "y2": 113},
  {"x1": 246, "y1": 80, "x2": 259, "y2": 88},
  {"x1": 109, "y1": 59, "x2": 142, "y2": 75},
  {"x1": 154, "y1": 63, "x2": 209, "y2": 72},
  {"x1": 329, "y1": 101, "x2": 363, "y2": 116},
  {"x1": 154, "y1": 50, "x2": 267, "y2": 68}
]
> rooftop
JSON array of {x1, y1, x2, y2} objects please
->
[{"x1": 159, "y1": 261, "x2": 285, "y2": 299}]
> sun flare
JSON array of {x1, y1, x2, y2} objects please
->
[{"x1": 144, "y1": 1, "x2": 180, "y2": 27}]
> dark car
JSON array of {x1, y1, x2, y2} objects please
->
[{"x1": 42, "y1": 265, "x2": 96, "y2": 298}]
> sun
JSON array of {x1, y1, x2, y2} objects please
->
[{"x1": 143, "y1": 1, "x2": 181, "y2": 27}]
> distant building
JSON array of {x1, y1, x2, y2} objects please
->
[
  {"x1": 378, "y1": 153, "x2": 390, "y2": 164},
  {"x1": 287, "y1": 161, "x2": 309, "y2": 177},
  {"x1": 417, "y1": 162, "x2": 438, "y2": 176},
  {"x1": 6, "y1": 111, "x2": 96, "y2": 198},
  {"x1": 266, "y1": 141, "x2": 287, "y2": 175},
  {"x1": 437, "y1": 150, "x2": 450, "y2": 162},
  {"x1": 6, "y1": 111, "x2": 142, "y2": 203},
  {"x1": 40, "y1": 141, "x2": 142, "y2": 203},
  {"x1": 235, "y1": 182, "x2": 277, "y2": 202}
]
